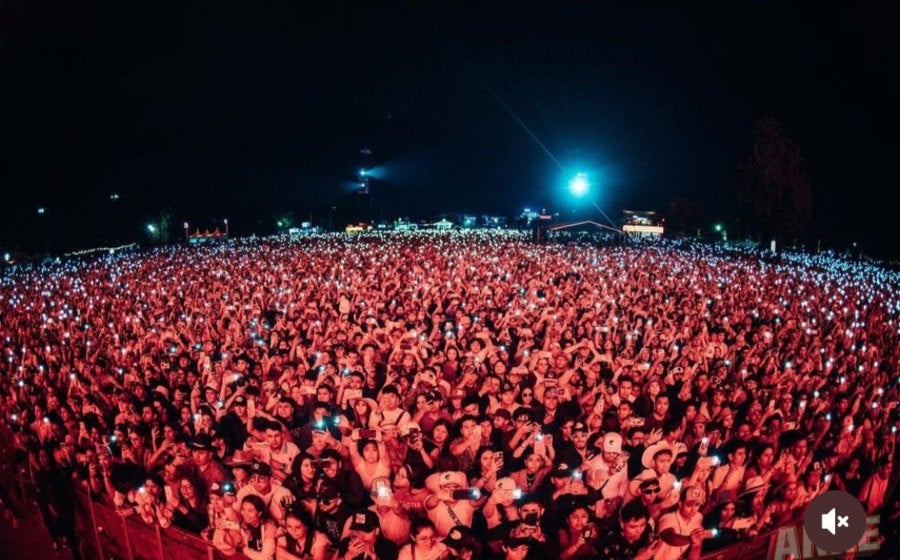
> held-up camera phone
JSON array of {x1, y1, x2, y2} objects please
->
[
  {"x1": 451, "y1": 488, "x2": 481, "y2": 500},
  {"x1": 523, "y1": 512, "x2": 539, "y2": 526},
  {"x1": 358, "y1": 428, "x2": 377, "y2": 439}
]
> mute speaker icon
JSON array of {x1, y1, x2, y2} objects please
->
[{"x1": 821, "y1": 508, "x2": 836, "y2": 535}]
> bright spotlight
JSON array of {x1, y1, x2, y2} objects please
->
[
  {"x1": 569, "y1": 173, "x2": 589, "y2": 197},
  {"x1": 359, "y1": 169, "x2": 367, "y2": 177},
  {"x1": 146, "y1": 224, "x2": 157, "y2": 233}
]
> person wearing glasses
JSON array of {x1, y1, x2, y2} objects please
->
[
  {"x1": 170, "y1": 473, "x2": 209, "y2": 533},
  {"x1": 398, "y1": 518, "x2": 446, "y2": 560}
]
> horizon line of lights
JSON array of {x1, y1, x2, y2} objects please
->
[{"x1": 63, "y1": 243, "x2": 138, "y2": 257}]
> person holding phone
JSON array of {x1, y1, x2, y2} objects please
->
[
  {"x1": 558, "y1": 502, "x2": 598, "y2": 559},
  {"x1": 346, "y1": 430, "x2": 391, "y2": 491},
  {"x1": 423, "y1": 471, "x2": 480, "y2": 538},
  {"x1": 656, "y1": 485, "x2": 709, "y2": 560}
]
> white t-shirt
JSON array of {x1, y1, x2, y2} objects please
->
[
  {"x1": 427, "y1": 499, "x2": 475, "y2": 538},
  {"x1": 655, "y1": 509, "x2": 702, "y2": 560}
]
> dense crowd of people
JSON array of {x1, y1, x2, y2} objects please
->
[{"x1": 0, "y1": 230, "x2": 897, "y2": 560}]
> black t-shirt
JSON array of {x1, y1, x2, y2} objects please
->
[
  {"x1": 596, "y1": 524, "x2": 653, "y2": 560},
  {"x1": 316, "y1": 505, "x2": 352, "y2": 547},
  {"x1": 335, "y1": 535, "x2": 399, "y2": 560}
]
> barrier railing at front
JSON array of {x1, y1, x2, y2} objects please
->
[{"x1": 72, "y1": 489, "x2": 246, "y2": 560}]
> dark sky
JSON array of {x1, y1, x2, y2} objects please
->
[{"x1": 1, "y1": 2, "x2": 897, "y2": 256}]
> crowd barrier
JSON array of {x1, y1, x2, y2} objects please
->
[
  {"x1": 72, "y1": 488, "x2": 244, "y2": 560},
  {"x1": 68, "y1": 487, "x2": 882, "y2": 560}
]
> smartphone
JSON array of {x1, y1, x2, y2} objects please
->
[
  {"x1": 494, "y1": 451, "x2": 503, "y2": 463},
  {"x1": 374, "y1": 479, "x2": 391, "y2": 499},
  {"x1": 408, "y1": 427, "x2": 420, "y2": 440},
  {"x1": 451, "y1": 488, "x2": 481, "y2": 500},
  {"x1": 582, "y1": 528, "x2": 592, "y2": 540},
  {"x1": 358, "y1": 428, "x2": 377, "y2": 439},
  {"x1": 523, "y1": 512, "x2": 539, "y2": 526}
]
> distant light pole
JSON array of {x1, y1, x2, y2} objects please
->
[{"x1": 713, "y1": 223, "x2": 727, "y2": 241}]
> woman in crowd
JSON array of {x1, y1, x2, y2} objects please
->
[
  {"x1": 397, "y1": 518, "x2": 447, "y2": 560},
  {"x1": 235, "y1": 494, "x2": 277, "y2": 560},
  {"x1": 275, "y1": 505, "x2": 330, "y2": 560}
]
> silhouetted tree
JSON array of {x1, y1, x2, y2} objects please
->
[
  {"x1": 666, "y1": 197, "x2": 705, "y2": 236},
  {"x1": 736, "y1": 116, "x2": 812, "y2": 246}
]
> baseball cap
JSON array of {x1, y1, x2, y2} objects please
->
[
  {"x1": 443, "y1": 525, "x2": 475, "y2": 549},
  {"x1": 318, "y1": 481, "x2": 341, "y2": 501},
  {"x1": 349, "y1": 509, "x2": 379, "y2": 532},
  {"x1": 598, "y1": 432, "x2": 623, "y2": 454},
  {"x1": 250, "y1": 461, "x2": 273, "y2": 478},
  {"x1": 210, "y1": 481, "x2": 236, "y2": 496},
  {"x1": 682, "y1": 485, "x2": 706, "y2": 504},
  {"x1": 550, "y1": 462, "x2": 576, "y2": 478}
]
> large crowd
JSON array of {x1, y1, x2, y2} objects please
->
[{"x1": 0, "y1": 230, "x2": 897, "y2": 560}]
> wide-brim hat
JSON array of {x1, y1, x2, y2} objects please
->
[
  {"x1": 738, "y1": 476, "x2": 770, "y2": 499},
  {"x1": 350, "y1": 396, "x2": 379, "y2": 411},
  {"x1": 225, "y1": 450, "x2": 254, "y2": 468},
  {"x1": 628, "y1": 469, "x2": 660, "y2": 498},
  {"x1": 188, "y1": 433, "x2": 215, "y2": 451},
  {"x1": 641, "y1": 441, "x2": 673, "y2": 469}
]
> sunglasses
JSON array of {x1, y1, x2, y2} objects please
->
[{"x1": 643, "y1": 487, "x2": 661, "y2": 495}]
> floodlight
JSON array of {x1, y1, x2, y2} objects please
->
[{"x1": 569, "y1": 173, "x2": 589, "y2": 197}]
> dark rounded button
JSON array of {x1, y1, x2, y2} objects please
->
[{"x1": 803, "y1": 490, "x2": 867, "y2": 553}]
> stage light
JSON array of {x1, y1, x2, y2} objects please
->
[
  {"x1": 359, "y1": 169, "x2": 367, "y2": 177},
  {"x1": 37, "y1": 207, "x2": 46, "y2": 215},
  {"x1": 569, "y1": 173, "x2": 589, "y2": 197},
  {"x1": 146, "y1": 224, "x2": 157, "y2": 233},
  {"x1": 714, "y1": 224, "x2": 723, "y2": 232}
]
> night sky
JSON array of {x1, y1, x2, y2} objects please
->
[{"x1": 1, "y1": 2, "x2": 897, "y2": 257}]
